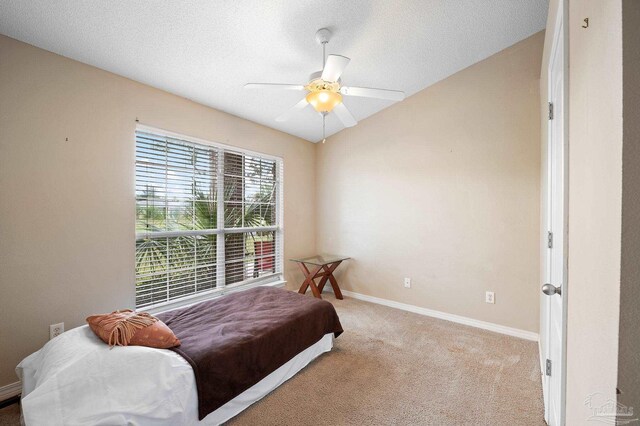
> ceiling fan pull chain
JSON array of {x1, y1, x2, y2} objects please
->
[{"x1": 322, "y1": 112, "x2": 327, "y2": 143}]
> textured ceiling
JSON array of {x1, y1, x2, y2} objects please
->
[{"x1": 0, "y1": 0, "x2": 548, "y2": 142}]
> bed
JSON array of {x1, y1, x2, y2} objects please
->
[{"x1": 16, "y1": 287, "x2": 343, "y2": 425}]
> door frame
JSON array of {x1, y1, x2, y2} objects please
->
[{"x1": 542, "y1": 0, "x2": 569, "y2": 424}]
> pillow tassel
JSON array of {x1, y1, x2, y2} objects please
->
[{"x1": 101, "y1": 310, "x2": 158, "y2": 347}]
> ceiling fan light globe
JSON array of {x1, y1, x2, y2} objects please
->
[{"x1": 306, "y1": 90, "x2": 342, "y2": 113}]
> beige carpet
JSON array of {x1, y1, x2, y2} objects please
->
[
  {"x1": 0, "y1": 294, "x2": 544, "y2": 425},
  {"x1": 228, "y1": 294, "x2": 544, "y2": 425},
  {"x1": 0, "y1": 404, "x2": 19, "y2": 426}
]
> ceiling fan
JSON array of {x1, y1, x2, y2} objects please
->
[{"x1": 245, "y1": 28, "x2": 406, "y2": 142}]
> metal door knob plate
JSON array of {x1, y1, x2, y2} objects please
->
[{"x1": 542, "y1": 283, "x2": 561, "y2": 296}]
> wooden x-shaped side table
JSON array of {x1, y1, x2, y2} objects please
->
[{"x1": 290, "y1": 255, "x2": 350, "y2": 300}]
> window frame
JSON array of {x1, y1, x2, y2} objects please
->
[{"x1": 134, "y1": 125, "x2": 285, "y2": 312}]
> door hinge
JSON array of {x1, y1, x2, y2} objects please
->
[
  {"x1": 548, "y1": 231, "x2": 553, "y2": 249},
  {"x1": 549, "y1": 102, "x2": 554, "y2": 120},
  {"x1": 546, "y1": 359, "x2": 552, "y2": 376}
]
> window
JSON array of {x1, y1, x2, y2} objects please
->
[{"x1": 135, "y1": 128, "x2": 283, "y2": 308}]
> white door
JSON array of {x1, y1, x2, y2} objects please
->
[{"x1": 541, "y1": 5, "x2": 567, "y2": 425}]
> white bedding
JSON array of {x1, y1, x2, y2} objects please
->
[{"x1": 17, "y1": 326, "x2": 333, "y2": 425}]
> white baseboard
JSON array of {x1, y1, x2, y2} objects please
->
[
  {"x1": 0, "y1": 381, "x2": 21, "y2": 401},
  {"x1": 330, "y1": 288, "x2": 539, "y2": 341}
]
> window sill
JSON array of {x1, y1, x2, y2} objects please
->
[{"x1": 144, "y1": 279, "x2": 287, "y2": 315}]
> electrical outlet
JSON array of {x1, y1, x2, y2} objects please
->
[
  {"x1": 50, "y1": 323, "x2": 64, "y2": 340},
  {"x1": 404, "y1": 277, "x2": 411, "y2": 288},
  {"x1": 485, "y1": 291, "x2": 495, "y2": 304}
]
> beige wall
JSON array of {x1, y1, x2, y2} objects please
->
[
  {"x1": 316, "y1": 33, "x2": 543, "y2": 333},
  {"x1": 0, "y1": 35, "x2": 316, "y2": 387},
  {"x1": 564, "y1": 0, "x2": 623, "y2": 422}
]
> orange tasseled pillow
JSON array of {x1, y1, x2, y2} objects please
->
[{"x1": 86, "y1": 309, "x2": 180, "y2": 349}]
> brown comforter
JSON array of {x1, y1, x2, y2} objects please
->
[{"x1": 156, "y1": 286, "x2": 343, "y2": 420}]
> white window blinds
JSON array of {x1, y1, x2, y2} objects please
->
[{"x1": 135, "y1": 129, "x2": 283, "y2": 308}]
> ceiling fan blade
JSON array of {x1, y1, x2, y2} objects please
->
[
  {"x1": 321, "y1": 55, "x2": 351, "y2": 82},
  {"x1": 275, "y1": 98, "x2": 309, "y2": 122},
  {"x1": 245, "y1": 83, "x2": 305, "y2": 91},
  {"x1": 333, "y1": 103, "x2": 357, "y2": 127},
  {"x1": 340, "y1": 86, "x2": 405, "y2": 101}
]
